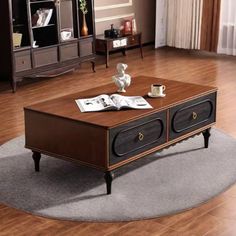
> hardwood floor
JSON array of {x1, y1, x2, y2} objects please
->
[{"x1": 0, "y1": 46, "x2": 236, "y2": 235}]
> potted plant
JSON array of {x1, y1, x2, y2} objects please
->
[{"x1": 79, "y1": 0, "x2": 88, "y2": 36}]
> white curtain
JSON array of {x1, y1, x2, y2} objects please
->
[
  {"x1": 167, "y1": 0, "x2": 203, "y2": 49},
  {"x1": 218, "y1": 0, "x2": 236, "y2": 55}
]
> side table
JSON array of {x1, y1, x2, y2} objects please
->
[{"x1": 95, "y1": 32, "x2": 143, "y2": 68}]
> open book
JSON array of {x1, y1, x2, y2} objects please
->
[{"x1": 75, "y1": 94, "x2": 153, "y2": 112}]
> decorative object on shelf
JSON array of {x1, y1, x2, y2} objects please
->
[
  {"x1": 112, "y1": 63, "x2": 131, "y2": 93},
  {"x1": 60, "y1": 29, "x2": 72, "y2": 41},
  {"x1": 13, "y1": 33, "x2": 22, "y2": 47},
  {"x1": 131, "y1": 18, "x2": 137, "y2": 34},
  {"x1": 104, "y1": 24, "x2": 120, "y2": 38},
  {"x1": 79, "y1": 0, "x2": 88, "y2": 36},
  {"x1": 32, "y1": 41, "x2": 39, "y2": 48},
  {"x1": 123, "y1": 19, "x2": 132, "y2": 35},
  {"x1": 32, "y1": 8, "x2": 53, "y2": 27}
]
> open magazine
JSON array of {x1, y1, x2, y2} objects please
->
[{"x1": 75, "y1": 94, "x2": 153, "y2": 112}]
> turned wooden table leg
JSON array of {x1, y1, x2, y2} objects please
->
[
  {"x1": 121, "y1": 49, "x2": 126, "y2": 56},
  {"x1": 104, "y1": 171, "x2": 113, "y2": 195},
  {"x1": 202, "y1": 128, "x2": 211, "y2": 148},
  {"x1": 11, "y1": 79, "x2": 17, "y2": 93},
  {"x1": 139, "y1": 33, "x2": 144, "y2": 59},
  {"x1": 32, "y1": 151, "x2": 41, "y2": 172},
  {"x1": 91, "y1": 61, "x2": 96, "y2": 72}
]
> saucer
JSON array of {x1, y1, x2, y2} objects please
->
[{"x1": 148, "y1": 92, "x2": 166, "y2": 98}]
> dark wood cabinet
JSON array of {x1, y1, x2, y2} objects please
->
[
  {"x1": 0, "y1": 0, "x2": 96, "y2": 92},
  {"x1": 95, "y1": 32, "x2": 143, "y2": 68}
]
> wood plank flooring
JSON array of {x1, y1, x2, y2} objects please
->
[{"x1": 0, "y1": 46, "x2": 236, "y2": 235}]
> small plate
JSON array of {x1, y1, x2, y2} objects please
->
[{"x1": 148, "y1": 92, "x2": 166, "y2": 98}]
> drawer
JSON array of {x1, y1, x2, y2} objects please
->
[
  {"x1": 14, "y1": 50, "x2": 31, "y2": 72},
  {"x1": 60, "y1": 43, "x2": 78, "y2": 61},
  {"x1": 109, "y1": 112, "x2": 167, "y2": 165},
  {"x1": 79, "y1": 38, "x2": 93, "y2": 57},
  {"x1": 33, "y1": 47, "x2": 58, "y2": 68},
  {"x1": 127, "y1": 34, "x2": 140, "y2": 46},
  {"x1": 169, "y1": 92, "x2": 216, "y2": 140},
  {"x1": 111, "y1": 38, "x2": 127, "y2": 49}
]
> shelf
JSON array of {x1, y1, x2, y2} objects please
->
[
  {"x1": 30, "y1": 0, "x2": 55, "y2": 4},
  {"x1": 13, "y1": 46, "x2": 31, "y2": 52},
  {"x1": 60, "y1": 37, "x2": 78, "y2": 43},
  {"x1": 79, "y1": 35, "x2": 94, "y2": 40},
  {"x1": 32, "y1": 24, "x2": 55, "y2": 29},
  {"x1": 13, "y1": 24, "x2": 25, "y2": 27}
]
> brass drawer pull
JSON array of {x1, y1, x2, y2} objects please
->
[
  {"x1": 138, "y1": 132, "x2": 144, "y2": 141},
  {"x1": 192, "y1": 112, "x2": 198, "y2": 120}
]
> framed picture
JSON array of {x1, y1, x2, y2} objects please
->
[{"x1": 123, "y1": 20, "x2": 132, "y2": 35}]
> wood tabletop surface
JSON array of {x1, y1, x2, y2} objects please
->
[{"x1": 25, "y1": 76, "x2": 217, "y2": 128}]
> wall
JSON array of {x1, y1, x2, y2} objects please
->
[{"x1": 94, "y1": 0, "x2": 156, "y2": 43}]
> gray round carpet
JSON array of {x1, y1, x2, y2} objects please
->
[{"x1": 0, "y1": 128, "x2": 236, "y2": 222}]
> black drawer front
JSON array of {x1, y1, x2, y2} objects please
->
[
  {"x1": 169, "y1": 92, "x2": 216, "y2": 140},
  {"x1": 110, "y1": 111, "x2": 167, "y2": 165}
]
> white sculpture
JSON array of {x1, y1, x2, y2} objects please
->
[{"x1": 112, "y1": 63, "x2": 131, "y2": 93}]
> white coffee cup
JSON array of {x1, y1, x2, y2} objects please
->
[{"x1": 151, "y1": 84, "x2": 166, "y2": 96}]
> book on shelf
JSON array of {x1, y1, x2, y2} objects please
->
[
  {"x1": 75, "y1": 94, "x2": 153, "y2": 112},
  {"x1": 32, "y1": 8, "x2": 53, "y2": 27}
]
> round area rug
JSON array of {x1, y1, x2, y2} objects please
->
[{"x1": 0, "y1": 128, "x2": 236, "y2": 222}]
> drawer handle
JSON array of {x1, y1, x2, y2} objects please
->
[
  {"x1": 192, "y1": 112, "x2": 198, "y2": 120},
  {"x1": 138, "y1": 132, "x2": 144, "y2": 141},
  {"x1": 21, "y1": 60, "x2": 25, "y2": 65}
]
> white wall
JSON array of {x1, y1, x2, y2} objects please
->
[{"x1": 94, "y1": 0, "x2": 156, "y2": 43}]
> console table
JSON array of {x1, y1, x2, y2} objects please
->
[
  {"x1": 24, "y1": 76, "x2": 217, "y2": 194},
  {"x1": 95, "y1": 32, "x2": 143, "y2": 68}
]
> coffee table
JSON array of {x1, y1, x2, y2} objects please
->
[{"x1": 24, "y1": 76, "x2": 217, "y2": 194}]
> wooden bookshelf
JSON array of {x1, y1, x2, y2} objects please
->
[{"x1": 0, "y1": 0, "x2": 96, "y2": 92}]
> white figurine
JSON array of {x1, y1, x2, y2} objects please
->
[{"x1": 112, "y1": 63, "x2": 131, "y2": 93}]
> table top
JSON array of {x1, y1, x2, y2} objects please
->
[
  {"x1": 96, "y1": 32, "x2": 141, "y2": 41},
  {"x1": 25, "y1": 76, "x2": 217, "y2": 128}
]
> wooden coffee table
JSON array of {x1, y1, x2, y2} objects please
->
[{"x1": 24, "y1": 76, "x2": 217, "y2": 194}]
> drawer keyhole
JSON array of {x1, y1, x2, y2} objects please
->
[
  {"x1": 138, "y1": 132, "x2": 144, "y2": 141},
  {"x1": 192, "y1": 112, "x2": 198, "y2": 120}
]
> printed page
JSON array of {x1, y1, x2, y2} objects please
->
[
  {"x1": 110, "y1": 94, "x2": 153, "y2": 110},
  {"x1": 75, "y1": 94, "x2": 116, "y2": 112},
  {"x1": 110, "y1": 94, "x2": 129, "y2": 109}
]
